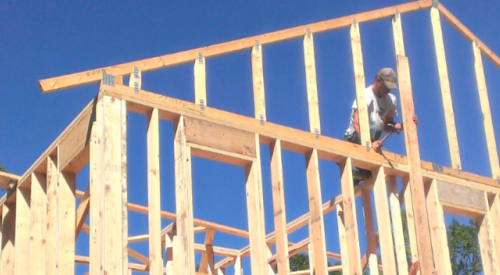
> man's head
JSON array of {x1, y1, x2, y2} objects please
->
[{"x1": 374, "y1": 68, "x2": 397, "y2": 97}]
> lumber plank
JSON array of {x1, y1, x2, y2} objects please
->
[
  {"x1": 1, "y1": 203, "x2": 15, "y2": 275},
  {"x1": 396, "y1": 55, "x2": 434, "y2": 273},
  {"x1": 185, "y1": 116, "x2": 256, "y2": 158},
  {"x1": 303, "y1": 33, "x2": 321, "y2": 134},
  {"x1": 430, "y1": 6, "x2": 461, "y2": 170},
  {"x1": 252, "y1": 44, "x2": 266, "y2": 121},
  {"x1": 361, "y1": 190, "x2": 379, "y2": 273},
  {"x1": 165, "y1": 232, "x2": 175, "y2": 274},
  {"x1": 89, "y1": 118, "x2": 102, "y2": 275},
  {"x1": 339, "y1": 158, "x2": 362, "y2": 274},
  {"x1": 194, "y1": 55, "x2": 207, "y2": 108},
  {"x1": 426, "y1": 179, "x2": 452, "y2": 274},
  {"x1": 39, "y1": 0, "x2": 431, "y2": 93},
  {"x1": 102, "y1": 95, "x2": 126, "y2": 274},
  {"x1": 75, "y1": 186, "x2": 90, "y2": 239},
  {"x1": 438, "y1": 3, "x2": 500, "y2": 71},
  {"x1": 489, "y1": 195, "x2": 500, "y2": 271},
  {"x1": 0, "y1": 171, "x2": 20, "y2": 191},
  {"x1": 15, "y1": 186, "x2": 30, "y2": 275},
  {"x1": 100, "y1": 83, "x2": 500, "y2": 191},
  {"x1": 476, "y1": 192, "x2": 500, "y2": 275},
  {"x1": 472, "y1": 41, "x2": 500, "y2": 180},
  {"x1": 437, "y1": 180, "x2": 487, "y2": 214},
  {"x1": 336, "y1": 202, "x2": 350, "y2": 274},
  {"x1": 30, "y1": 173, "x2": 47, "y2": 275},
  {"x1": 305, "y1": 149, "x2": 328, "y2": 275},
  {"x1": 387, "y1": 176, "x2": 408, "y2": 275},
  {"x1": 189, "y1": 142, "x2": 255, "y2": 167},
  {"x1": 58, "y1": 172, "x2": 76, "y2": 274},
  {"x1": 174, "y1": 116, "x2": 195, "y2": 275},
  {"x1": 245, "y1": 137, "x2": 268, "y2": 275},
  {"x1": 372, "y1": 167, "x2": 397, "y2": 274},
  {"x1": 121, "y1": 98, "x2": 129, "y2": 273},
  {"x1": 147, "y1": 108, "x2": 163, "y2": 275},
  {"x1": 269, "y1": 140, "x2": 290, "y2": 275},
  {"x1": 392, "y1": 10, "x2": 406, "y2": 56},
  {"x1": 199, "y1": 229, "x2": 215, "y2": 274},
  {"x1": 350, "y1": 22, "x2": 371, "y2": 149},
  {"x1": 46, "y1": 155, "x2": 59, "y2": 275}
]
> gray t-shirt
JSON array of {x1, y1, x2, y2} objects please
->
[{"x1": 345, "y1": 85, "x2": 398, "y2": 136}]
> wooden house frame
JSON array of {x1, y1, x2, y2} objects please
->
[{"x1": 1, "y1": 0, "x2": 499, "y2": 274}]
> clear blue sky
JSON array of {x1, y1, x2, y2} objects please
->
[{"x1": 1, "y1": 1, "x2": 499, "y2": 274}]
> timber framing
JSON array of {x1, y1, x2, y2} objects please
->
[{"x1": 3, "y1": 1, "x2": 500, "y2": 274}]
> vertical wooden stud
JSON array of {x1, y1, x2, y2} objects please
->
[
  {"x1": 339, "y1": 158, "x2": 362, "y2": 274},
  {"x1": 148, "y1": 108, "x2": 163, "y2": 274},
  {"x1": 397, "y1": 55, "x2": 434, "y2": 274},
  {"x1": 472, "y1": 41, "x2": 500, "y2": 180},
  {"x1": 199, "y1": 229, "x2": 215, "y2": 274},
  {"x1": 252, "y1": 43, "x2": 266, "y2": 122},
  {"x1": 477, "y1": 193, "x2": 500, "y2": 275},
  {"x1": 350, "y1": 21, "x2": 371, "y2": 148},
  {"x1": 174, "y1": 116, "x2": 195, "y2": 274},
  {"x1": 305, "y1": 149, "x2": 328, "y2": 275},
  {"x1": 387, "y1": 176, "x2": 408, "y2": 275},
  {"x1": 165, "y1": 231, "x2": 175, "y2": 274},
  {"x1": 30, "y1": 172, "x2": 47, "y2": 275},
  {"x1": 121, "y1": 98, "x2": 129, "y2": 273},
  {"x1": 245, "y1": 134, "x2": 268, "y2": 275},
  {"x1": 195, "y1": 54, "x2": 207, "y2": 108},
  {"x1": 372, "y1": 168, "x2": 397, "y2": 274},
  {"x1": 1, "y1": 203, "x2": 15, "y2": 274},
  {"x1": 361, "y1": 190, "x2": 379, "y2": 274},
  {"x1": 403, "y1": 177, "x2": 419, "y2": 263},
  {"x1": 15, "y1": 186, "x2": 31, "y2": 275},
  {"x1": 392, "y1": 10, "x2": 406, "y2": 56},
  {"x1": 336, "y1": 202, "x2": 350, "y2": 274},
  {"x1": 303, "y1": 32, "x2": 321, "y2": 134},
  {"x1": 46, "y1": 154, "x2": 59, "y2": 275},
  {"x1": 430, "y1": 6, "x2": 461, "y2": 170},
  {"x1": 426, "y1": 179, "x2": 452, "y2": 274},
  {"x1": 489, "y1": 195, "x2": 500, "y2": 271},
  {"x1": 269, "y1": 139, "x2": 290, "y2": 275},
  {"x1": 89, "y1": 118, "x2": 103, "y2": 275},
  {"x1": 58, "y1": 172, "x2": 76, "y2": 274},
  {"x1": 234, "y1": 255, "x2": 243, "y2": 275}
]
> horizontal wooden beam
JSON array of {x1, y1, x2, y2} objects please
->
[
  {"x1": 0, "y1": 171, "x2": 20, "y2": 190},
  {"x1": 39, "y1": 1, "x2": 431, "y2": 93},
  {"x1": 437, "y1": 180, "x2": 487, "y2": 214},
  {"x1": 100, "y1": 83, "x2": 500, "y2": 193}
]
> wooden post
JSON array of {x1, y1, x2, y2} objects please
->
[
  {"x1": 430, "y1": 5, "x2": 461, "y2": 170},
  {"x1": 489, "y1": 195, "x2": 500, "y2": 271},
  {"x1": 396, "y1": 55, "x2": 434, "y2": 273},
  {"x1": 46, "y1": 154, "x2": 59, "y2": 275},
  {"x1": 426, "y1": 179, "x2": 452, "y2": 274},
  {"x1": 472, "y1": 40, "x2": 500, "y2": 180},
  {"x1": 91, "y1": 95, "x2": 128, "y2": 274},
  {"x1": 269, "y1": 139, "x2": 290, "y2": 275},
  {"x1": 165, "y1": 231, "x2": 175, "y2": 274},
  {"x1": 403, "y1": 177, "x2": 419, "y2": 263},
  {"x1": 339, "y1": 158, "x2": 362, "y2": 274},
  {"x1": 1, "y1": 203, "x2": 15, "y2": 274},
  {"x1": 199, "y1": 229, "x2": 215, "y2": 274},
  {"x1": 387, "y1": 176, "x2": 408, "y2": 275},
  {"x1": 305, "y1": 149, "x2": 328, "y2": 275},
  {"x1": 15, "y1": 186, "x2": 31, "y2": 275},
  {"x1": 148, "y1": 108, "x2": 163, "y2": 274},
  {"x1": 336, "y1": 202, "x2": 350, "y2": 274},
  {"x1": 372, "y1": 168, "x2": 396, "y2": 274},
  {"x1": 304, "y1": 32, "x2": 320, "y2": 135},
  {"x1": 30, "y1": 172, "x2": 47, "y2": 275},
  {"x1": 350, "y1": 21, "x2": 370, "y2": 148},
  {"x1": 245, "y1": 134, "x2": 268, "y2": 275},
  {"x1": 477, "y1": 192, "x2": 500, "y2": 275},
  {"x1": 195, "y1": 54, "x2": 207, "y2": 108},
  {"x1": 174, "y1": 116, "x2": 195, "y2": 274},
  {"x1": 252, "y1": 43, "x2": 266, "y2": 122},
  {"x1": 58, "y1": 172, "x2": 76, "y2": 274},
  {"x1": 361, "y1": 190, "x2": 379, "y2": 274}
]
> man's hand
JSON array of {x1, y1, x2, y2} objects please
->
[
  {"x1": 394, "y1": 114, "x2": 418, "y2": 132},
  {"x1": 372, "y1": 140, "x2": 382, "y2": 152}
]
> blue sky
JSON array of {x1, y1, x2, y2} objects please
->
[{"x1": 1, "y1": 1, "x2": 500, "y2": 274}]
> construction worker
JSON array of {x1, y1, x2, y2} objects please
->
[{"x1": 343, "y1": 67, "x2": 418, "y2": 185}]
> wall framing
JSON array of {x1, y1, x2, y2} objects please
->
[{"x1": 2, "y1": 1, "x2": 500, "y2": 274}]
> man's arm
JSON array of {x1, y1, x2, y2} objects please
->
[{"x1": 352, "y1": 109, "x2": 360, "y2": 137}]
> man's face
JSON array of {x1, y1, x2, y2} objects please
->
[{"x1": 375, "y1": 76, "x2": 390, "y2": 98}]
